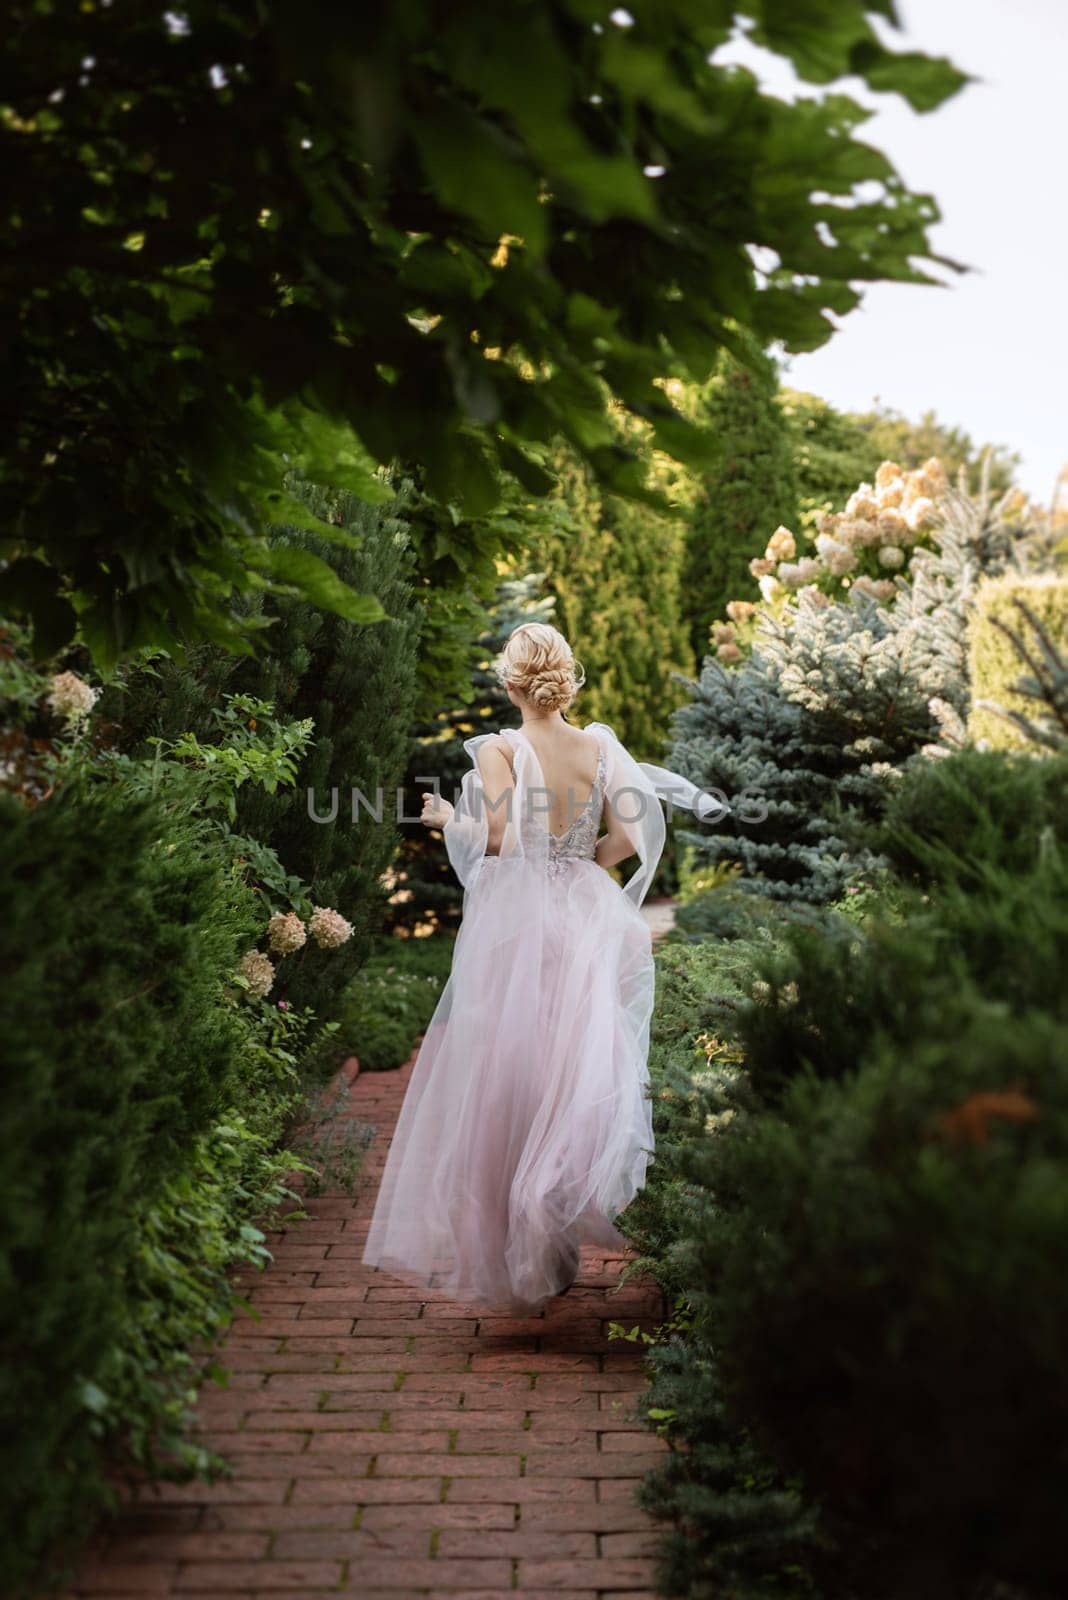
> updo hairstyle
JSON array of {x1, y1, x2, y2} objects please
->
[{"x1": 493, "y1": 623, "x2": 585, "y2": 714}]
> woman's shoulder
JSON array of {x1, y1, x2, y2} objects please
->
[
  {"x1": 580, "y1": 720, "x2": 621, "y2": 750},
  {"x1": 474, "y1": 731, "x2": 516, "y2": 773}
]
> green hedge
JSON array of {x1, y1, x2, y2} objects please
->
[
  {"x1": 0, "y1": 787, "x2": 300, "y2": 1595},
  {"x1": 627, "y1": 747, "x2": 1068, "y2": 1600},
  {"x1": 968, "y1": 573, "x2": 1068, "y2": 750},
  {"x1": 618, "y1": 929, "x2": 843, "y2": 1598},
  {"x1": 702, "y1": 1008, "x2": 1068, "y2": 1598}
]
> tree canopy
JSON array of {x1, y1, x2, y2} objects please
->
[{"x1": 1, "y1": 0, "x2": 966, "y2": 663}]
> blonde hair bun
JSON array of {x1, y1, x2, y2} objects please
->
[{"x1": 494, "y1": 622, "x2": 585, "y2": 714}]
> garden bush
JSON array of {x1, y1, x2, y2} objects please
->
[
  {"x1": 620, "y1": 932, "x2": 838, "y2": 1599},
  {"x1": 0, "y1": 658, "x2": 346, "y2": 1594},
  {"x1": 0, "y1": 786, "x2": 284, "y2": 1592},
  {"x1": 969, "y1": 573, "x2": 1068, "y2": 749},
  {"x1": 636, "y1": 1334, "x2": 829, "y2": 1600},
  {"x1": 696, "y1": 1009, "x2": 1068, "y2": 1598},
  {"x1": 626, "y1": 743, "x2": 1068, "y2": 1600},
  {"x1": 735, "y1": 753, "x2": 1068, "y2": 1108},
  {"x1": 872, "y1": 745, "x2": 1068, "y2": 888},
  {"x1": 106, "y1": 480, "x2": 422, "y2": 1026}
]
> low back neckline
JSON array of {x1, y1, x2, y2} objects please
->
[{"x1": 507, "y1": 726, "x2": 606, "y2": 843}]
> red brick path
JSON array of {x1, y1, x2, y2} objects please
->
[{"x1": 71, "y1": 1049, "x2": 668, "y2": 1598}]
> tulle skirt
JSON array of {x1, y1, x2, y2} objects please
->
[{"x1": 362, "y1": 855, "x2": 656, "y2": 1313}]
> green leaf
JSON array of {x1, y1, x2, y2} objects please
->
[
  {"x1": 411, "y1": 102, "x2": 547, "y2": 256},
  {"x1": 253, "y1": 547, "x2": 387, "y2": 624},
  {"x1": 599, "y1": 34, "x2": 721, "y2": 134},
  {"x1": 850, "y1": 42, "x2": 971, "y2": 111},
  {"x1": 496, "y1": 439, "x2": 557, "y2": 497},
  {"x1": 261, "y1": 488, "x2": 364, "y2": 548},
  {"x1": 0, "y1": 557, "x2": 78, "y2": 660}
]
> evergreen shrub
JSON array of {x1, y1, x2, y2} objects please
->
[
  {"x1": 0, "y1": 786, "x2": 285, "y2": 1593},
  {"x1": 968, "y1": 573, "x2": 1068, "y2": 750},
  {"x1": 628, "y1": 746, "x2": 1068, "y2": 1600},
  {"x1": 700, "y1": 1007, "x2": 1068, "y2": 1598}
]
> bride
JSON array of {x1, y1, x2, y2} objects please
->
[{"x1": 362, "y1": 622, "x2": 717, "y2": 1313}]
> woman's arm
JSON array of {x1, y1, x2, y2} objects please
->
[
  {"x1": 474, "y1": 739, "x2": 515, "y2": 855},
  {"x1": 595, "y1": 791, "x2": 638, "y2": 871}
]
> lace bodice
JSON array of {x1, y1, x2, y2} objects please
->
[{"x1": 544, "y1": 741, "x2": 606, "y2": 878}]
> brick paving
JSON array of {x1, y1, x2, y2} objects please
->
[{"x1": 70, "y1": 1048, "x2": 669, "y2": 1599}]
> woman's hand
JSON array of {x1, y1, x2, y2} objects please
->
[{"x1": 420, "y1": 792, "x2": 454, "y2": 829}]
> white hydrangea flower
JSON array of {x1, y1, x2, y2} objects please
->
[
  {"x1": 766, "y1": 525, "x2": 796, "y2": 561},
  {"x1": 309, "y1": 905, "x2": 354, "y2": 949},
  {"x1": 845, "y1": 488, "x2": 878, "y2": 520},
  {"x1": 758, "y1": 573, "x2": 784, "y2": 603},
  {"x1": 875, "y1": 461, "x2": 903, "y2": 489},
  {"x1": 46, "y1": 671, "x2": 98, "y2": 722},
  {"x1": 267, "y1": 911, "x2": 307, "y2": 954},
  {"x1": 238, "y1": 949, "x2": 275, "y2": 1000},
  {"x1": 877, "y1": 545, "x2": 905, "y2": 569},
  {"x1": 906, "y1": 495, "x2": 936, "y2": 532},
  {"x1": 777, "y1": 557, "x2": 822, "y2": 590},
  {"x1": 844, "y1": 517, "x2": 883, "y2": 549},
  {"x1": 815, "y1": 535, "x2": 857, "y2": 576},
  {"x1": 851, "y1": 575, "x2": 896, "y2": 601},
  {"x1": 725, "y1": 600, "x2": 757, "y2": 623}
]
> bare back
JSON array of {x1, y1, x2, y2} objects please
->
[{"x1": 499, "y1": 721, "x2": 602, "y2": 839}]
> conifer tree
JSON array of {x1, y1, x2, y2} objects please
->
[
  {"x1": 524, "y1": 441, "x2": 693, "y2": 758},
  {"x1": 680, "y1": 339, "x2": 798, "y2": 663},
  {"x1": 779, "y1": 389, "x2": 883, "y2": 517},
  {"x1": 670, "y1": 518, "x2": 981, "y2": 903}
]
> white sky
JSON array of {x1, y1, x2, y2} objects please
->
[{"x1": 716, "y1": 0, "x2": 1067, "y2": 502}]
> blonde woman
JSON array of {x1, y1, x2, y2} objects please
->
[{"x1": 362, "y1": 622, "x2": 718, "y2": 1311}]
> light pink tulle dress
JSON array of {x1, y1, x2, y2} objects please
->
[{"x1": 362, "y1": 720, "x2": 715, "y2": 1314}]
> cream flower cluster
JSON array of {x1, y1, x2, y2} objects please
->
[
  {"x1": 239, "y1": 949, "x2": 276, "y2": 1001},
  {"x1": 713, "y1": 459, "x2": 948, "y2": 668},
  {"x1": 814, "y1": 457, "x2": 947, "y2": 562},
  {"x1": 238, "y1": 904, "x2": 353, "y2": 1003},
  {"x1": 309, "y1": 905, "x2": 354, "y2": 949},
  {"x1": 267, "y1": 911, "x2": 307, "y2": 954},
  {"x1": 749, "y1": 457, "x2": 948, "y2": 611},
  {"x1": 47, "y1": 670, "x2": 98, "y2": 722}
]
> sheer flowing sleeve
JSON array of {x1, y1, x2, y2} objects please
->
[
  {"x1": 441, "y1": 734, "x2": 493, "y2": 895},
  {"x1": 589, "y1": 722, "x2": 726, "y2": 909}
]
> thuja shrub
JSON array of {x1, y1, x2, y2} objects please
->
[
  {"x1": 698, "y1": 1009, "x2": 1068, "y2": 1599},
  {"x1": 621, "y1": 937, "x2": 839, "y2": 1600},
  {"x1": 636, "y1": 1336, "x2": 828, "y2": 1600},
  {"x1": 969, "y1": 573, "x2": 1068, "y2": 750},
  {"x1": 0, "y1": 786, "x2": 259, "y2": 1591},
  {"x1": 735, "y1": 750, "x2": 1068, "y2": 1106},
  {"x1": 629, "y1": 748, "x2": 1068, "y2": 1599},
  {"x1": 871, "y1": 745, "x2": 1068, "y2": 889},
  {"x1": 684, "y1": 747, "x2": 1068, "y2": 1595}
]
